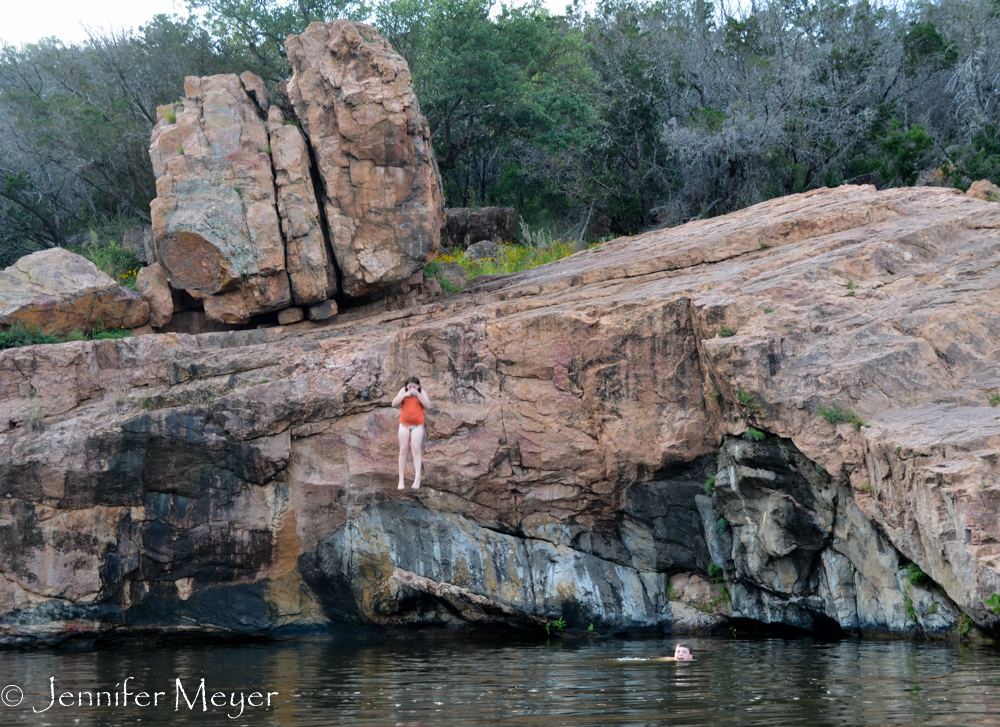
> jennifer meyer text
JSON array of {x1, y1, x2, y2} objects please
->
[{"x1": 2, "y1": 677, "x2": 278, "y2": 719}]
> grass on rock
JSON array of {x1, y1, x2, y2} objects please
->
[{"x1": 0, "y1": 321, "x2": 133, "y2": 350}]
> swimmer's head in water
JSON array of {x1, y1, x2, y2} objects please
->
[
  {"x1": 674, "y1": 643, "x2": 693, "y2": 660},
  {"x1": 405, "y1": 376, "x2": 421, "y2": 392}
]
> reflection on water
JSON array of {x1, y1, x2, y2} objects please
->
[{"x1": 1, "y1": 636, "x2": 999, "y2": 726}]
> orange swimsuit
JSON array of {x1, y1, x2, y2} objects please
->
[{"x1": 400, "y1": 396, "x2": 425, "y2": 427}]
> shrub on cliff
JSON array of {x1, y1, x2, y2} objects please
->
[{"x1": 68, "y1": 228, "x2": 143, "y2": 289}]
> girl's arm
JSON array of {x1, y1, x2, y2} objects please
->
[
  {"x1": 416, "y1": 388, "x2": 431, "y2": 408},
  {"x1": 391, "y1": 387, "x2": 407, "y2": 408}
]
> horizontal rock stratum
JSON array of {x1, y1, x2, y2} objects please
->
[{"x1": 2, "y1": 184, "x2": 1000, "y2": 645}]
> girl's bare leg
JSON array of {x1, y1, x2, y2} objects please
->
[
  {"x1": 397, "y1": 424, "x2": 410, "y2": 490},
  {"x1": 410, "y1": 425, "x2": 424, "y2": 489}
]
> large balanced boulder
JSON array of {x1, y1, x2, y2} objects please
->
[
  {"x1": 0, "y1": 248, "x2": 148, "y2": 335},
  {"x1": 149, "y1": 73, "x2": 290, "y2": 322},
  {"x1": 285, "y1": 20, "x2": 444, "y2": 297},
  {"x1": 9, "y1": 185, "x2": 1000, "y2": 645},
  {"x1": 146, "y1": 24, "x2": 445, "y2": 324}
]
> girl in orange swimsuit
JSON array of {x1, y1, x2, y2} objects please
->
[{"x1": 391, "y1": 376, "x2": 432, "y2": 490}]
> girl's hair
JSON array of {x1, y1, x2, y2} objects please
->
[{"x1": 405, "y1": 376, "x2": 421, "y2": 391}]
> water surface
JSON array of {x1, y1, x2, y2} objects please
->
[{"x1": 1, "y1": 636, "x2": 998, "y2": 726}]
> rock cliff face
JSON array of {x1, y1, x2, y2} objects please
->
[
  {"x1": 2, "y1": 184, "x2": 999, "y2": 646},
  {"x1": 146, "y1": 22, "x2": 443, "y2": 325}
]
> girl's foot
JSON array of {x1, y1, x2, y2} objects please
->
[
  {"x1": 411, "y1": 480, "x2": 421, "y2": 490},
  {"x1": 397, "y1": 481, "x2": 405, "y2": 491}
]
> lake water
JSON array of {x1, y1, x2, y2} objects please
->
[{"x1": 1, "y1": 635, "x2": 998, "y2": 726}]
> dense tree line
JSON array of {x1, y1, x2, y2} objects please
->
[{"x1": 1, "y1": 0, "x2": 998, "y2": 265}]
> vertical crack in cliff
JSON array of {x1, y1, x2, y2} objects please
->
[
  {"x1": 487, "y1": 320, "x2": 520, "y2": 523},
  {"x1": 297, "y1": 117, "x2": 346, "y2": 300},
  {"x1": 240, "y1": 75, "x2": 282, "y2": 284}
]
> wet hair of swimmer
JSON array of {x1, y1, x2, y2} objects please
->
[{"x1": 405, "y1": 376, "x2": 422, "y2": 392}]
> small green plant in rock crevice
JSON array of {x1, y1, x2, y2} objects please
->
[
  {"x1": 716, "y1": 325, "x2": 735, "y2": 337},
  {"x1": 743, "y1": 428, "x2": 765, "y2": 442},
  {"x1": 666, "y1": 583, "x2": 679, "y2": 601},
  {"x1": 205, "y1": 386, "x2": 224, "y2": 405},
  {"x1": 716, "y1": 518, "x2": 729, "y2": 536},
  {"x1": 707, "y1": 563, "x2": 723, "y2": 581},
  {"x1": 990, "y1": 393, "x2": 1000, "y2": 407},
  {"x1": 904, "y1": 563, "x2": 930, "y2": 588},
  {"x1": 985, "y1": 593, "x2": 1000, "y2": 615},
  {"x1": 544, "y1": 616, "x2": 567, "y2": 635},
  {"x1": 819, "y1": 403, "x2": 867, "y2": 429},
  {"x1": 438, "y1": 277, "x2": 460, "y2": 293},
  {"x1": 958, "y1": 612, "x2": 972, "y2": 637},
  {"x1": 737, "y1": 387, "x2": 761, "y2": 410},
  {"x1": 704, "y1": 474, "x2": 717, "y2": 497},
  {"x1": 904, "y1": 596, "x2": 917, "y2": 621}
]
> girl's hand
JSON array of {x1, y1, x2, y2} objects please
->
[{"x1": 391, "y1": 386, "x2": 408, "y2": 408}]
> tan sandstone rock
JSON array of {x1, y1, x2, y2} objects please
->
[
  {"x1": 277, "y1": 306, "x2": 305, "y2": 325},
  {"x1": 149, "y1": 73, "x2": 285, "y2": 298},
  {"x1": 0, "y1": 248, "x2": 149, "y2": 335},
  {"x1": 285, "y1": 20, "x2": 444, "y2": 297},
  {"x1": 268, "y1": 105, "x2": 337, "y2": 305},
  {"x1": 135, "y1": 263, "x2": 173, "y2": 329}
]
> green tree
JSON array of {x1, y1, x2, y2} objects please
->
[{"x1": 188, "y1": 0, "x2": 371, "y2": 80}]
